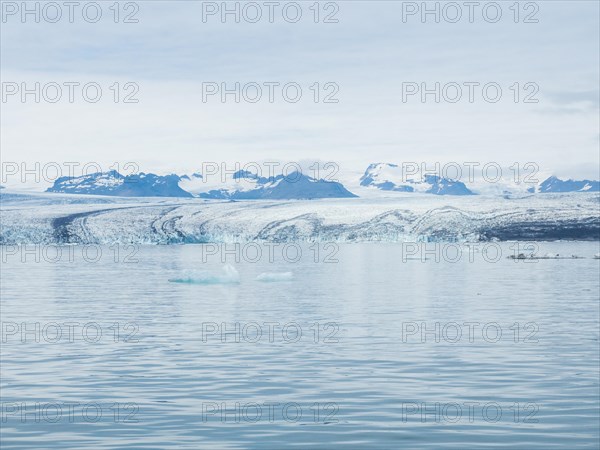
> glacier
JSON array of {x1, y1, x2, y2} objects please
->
[{"x1": 1, "y1": 191, "x2": 598, "y2": 244}]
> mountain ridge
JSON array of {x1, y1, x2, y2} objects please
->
[{"x1": 42, "y1": 165, "x2": 600, "y2": 198}]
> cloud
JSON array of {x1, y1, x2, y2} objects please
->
[{"x1": 1, "y1": 1, "x2": 598, "y2": 179}]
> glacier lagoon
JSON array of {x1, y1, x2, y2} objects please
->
[{"x1": 1, "y1": 242, "x2": 599, "y2": 449}]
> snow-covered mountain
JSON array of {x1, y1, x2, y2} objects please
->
[
  {"x1": 180, "y1": 170, "x2": 357, "y2": 200},
  {"x1": 38, "y1": 165, "x2": 600, "y2": 199},
  {"x1": 46, "y1": 170, "x2": 193, "y2": 197},
  {"x1": 358, "y1": 163, "x2": 600, "y2": 196},
  {"x1": 359, "y1": 163, "x2": 475, "y2": 195},
  {"x1": 535, "y1": 176, "x2": 600, "y2": 193},
  {"x1": 45, "y1": 169, "x2": 357, "y2": 200}
]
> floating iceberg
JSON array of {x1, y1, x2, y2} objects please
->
[
  {"x1": 168, "y1": 264, "x2": 240, "y2": 285},
  {"x1": 255, "y1": 272, "x2": 294, "y2": 282},
  {"x1": 509, "y1": 253, "x2": 586, "y2": 260}
]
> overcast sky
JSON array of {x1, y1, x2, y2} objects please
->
[{"x1": 1, "y1": 1, "x2": 599, "y2": 181}]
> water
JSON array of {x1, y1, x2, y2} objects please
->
[{"x1": 1, "y1": 242, "x2": 599, "y2": 449}]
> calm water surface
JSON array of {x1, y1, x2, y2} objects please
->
[{"x1": 1, "y1": 242, "x2": 599, "y2": 449}]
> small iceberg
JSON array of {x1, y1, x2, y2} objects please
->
[
  {"x1": 168, "y1": 264, "x2": 240, "y2": 284},
  {"x1": 536, "y1": 253, "x2": 583, "y2": 259},
  {"x1": 508, "y1": 253, "x2": 535, "y2": 260},
  {"x1": 255, "y1": 272, "x2": 294, "y2": 282},
  {"x1": 509, "y1": 253, "x2": 584, "y2": 260}
]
